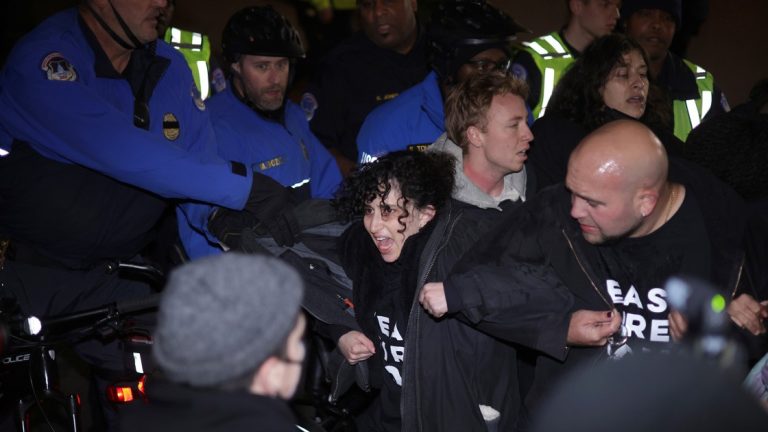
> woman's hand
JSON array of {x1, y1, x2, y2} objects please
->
[{"x1": 338, "y1": 331, "x2": 376, "y2": 365}]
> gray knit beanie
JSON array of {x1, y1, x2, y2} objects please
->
[{"x1": 153, "y1": 253, "x2": 304, "y2": 387}]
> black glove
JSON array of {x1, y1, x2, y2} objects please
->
[
  {"x1": 207, "y1": 208, "x2": 258, "y2": 250},
  {"x1": 245, "y1": 173, "x2": 301, "y2": 246},
  {"x1": 211, "y1": 173, "x2": 300, "y2": 248}
]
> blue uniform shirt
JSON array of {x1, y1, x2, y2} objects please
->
[
  {"x1": 356, "y1": 71, "x2": 444, "y2": 163},
  {"x1": 180, "y1": 86, "x2": 342, "y2": 259},
  {"x1": 0, "y1": 9, "x2": 254, "y2": 266}
]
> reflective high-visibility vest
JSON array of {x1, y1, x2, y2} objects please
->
[
  {"x1": 672, "y1": 59, "x2": 715, "y2": 142},
  {"x1": 522, "y1": 32, "x2": 576, "y2": 119},
  {"x1": 164, "y1": 27, "x2": 211, "y2": 99}
]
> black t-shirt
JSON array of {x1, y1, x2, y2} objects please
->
[
  {"x1": 595, "y1": 190, "x2": 711, "y2": 356},
  {"x1": 369, "y1": 258, "x2": 412, "y2": 432}
]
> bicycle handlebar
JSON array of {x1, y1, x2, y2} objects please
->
[{"x1": 36, "y1": 293, "x2": 161, "y2": 335}]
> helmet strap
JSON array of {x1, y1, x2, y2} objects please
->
[{"x1": 84, "y1": 0, "x2": 146, "y2": 50}]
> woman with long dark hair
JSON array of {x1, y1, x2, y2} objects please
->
[{"x1": 529, "y1": 33, "x2": 679, "y2": 188}]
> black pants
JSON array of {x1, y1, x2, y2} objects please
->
[{"x1": 0, "y1": 259, "x2": 155, "y2": 430}]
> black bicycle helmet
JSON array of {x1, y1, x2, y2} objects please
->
[
  {"x1": 222, "y1": 6, "x2": 304, "y2": 64},
  {"x1": 428, "y1": 0, "x2": 528, "y2": 80}
]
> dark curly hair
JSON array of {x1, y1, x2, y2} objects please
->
[
  {"x1": 547, "y1": 33, "x2": 671, "y2": 131},
  {"x1": 334, "y1": 151, "x2": 456, "y2": 232}
]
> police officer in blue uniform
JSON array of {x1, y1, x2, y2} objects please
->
[
  {"x1": 180, "y1": 6, "x2": 342, "y2": 259},
  {"x1": 0, "y1": 0, "x2": 298, "y2": 427},
  {"x1": 356, "y1": 0, "x2": 527, "y2": 164},
  {"x1": 304, "y1": 0, "x2": 428, "y2": 175}
]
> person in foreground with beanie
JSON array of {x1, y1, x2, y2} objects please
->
[{"x1": 119, "y1": 253, "x2": 306, "y2": 432}]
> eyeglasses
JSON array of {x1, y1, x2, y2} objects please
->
[{"x1": 464, "y1": 58, "x2": 512, "y2": 74}]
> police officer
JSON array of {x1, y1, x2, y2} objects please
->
[
  {"x1": 356, "y1": 0, "x2": 527, "y2": 164},
  {"x1": 512, "y1": 0, "x2": 620, "y2": 119},
  {"x1": 180, "y1": 6, "x2": 342, "y2": 259},
  {"x1": 621, "y1": 0, "x2": 729, "y2": 141},
  {"x1": 0, "y1": 0, "x2": 297, "y2": 426},
  {"x1": 304, "y1": 0, "x2": 427, "y2": 176}
]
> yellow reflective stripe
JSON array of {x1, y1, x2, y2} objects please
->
[
  {"x1": 524, "y1": 41, "x2": 549, "y2": 56},
  {"x1": 686, "y1": 99, "x2": 701, "y2": 129},
  {"x1": 0, "y1": 148, "x2": 9, "y2": 157},
  {"x1": 191, "y1": 32, "x2": 203, "y2": 51},
  {"x1": 701, "y1": 90, "x2": 712, "y2": 118},
  {"x1": 170, "y1": 27, "x2": 182, "y2": 45},
  {"x1": 196, "y1": 61, "x2": 209, "y2": 99},
  {"x1": 291, "y1": 178, "x2": 311, "y2": 189},
  {"x1": 539, "y1": 67, "x2": 556, "y2": 118}
]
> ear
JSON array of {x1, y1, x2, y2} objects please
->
[
  {"x1": 466, "y1": 125, "x2": 484, "y2": 149},
  {"x1": 418, "y1": 205, "x2": 436, "y2": 228},
  {"x1": 231, "y1": 61, "x2": 241, "y2": 75},
  {"x1": 636, "y1": 189, "x2": 659, "y2": 218},
  {"x1": 250, "y1": 357, "x2": 282, "y2": 397}
]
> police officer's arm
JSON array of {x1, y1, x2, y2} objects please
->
[{"x1": 0, "y1": 42, "x2": 250, "y2": 211}]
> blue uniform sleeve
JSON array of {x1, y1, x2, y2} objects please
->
[
  {"x1": 177, "y1": 203, "x2": 223, "y2": 260},
  {"x1": 0, "y1": 40, "x2": 251, "y2": 210}
]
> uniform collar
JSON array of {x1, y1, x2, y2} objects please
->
[{"x1": 78, "y1": 13, "x2": 122, "y2": 78}]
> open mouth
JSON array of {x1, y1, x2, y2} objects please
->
[{"x1": 373, "y1": 236, "x2": 394, "y2": 255}]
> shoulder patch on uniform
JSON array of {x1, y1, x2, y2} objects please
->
[
  {"x1": 300, "y1": 92, "x2": 318, "y2": 122},
  {"x1": 163, "y1": 113, "x2": 180, "y2": 140},
  {"x1": 510, "y1": 63, "x2": 527, "y2": 81},
  {"x1": 41, "y1": 52, "x2": 77, "y2": 82}
]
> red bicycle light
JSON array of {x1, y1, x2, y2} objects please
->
[{"x1": 106, "y1": 385, "x2": 134, "y2": 403}]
